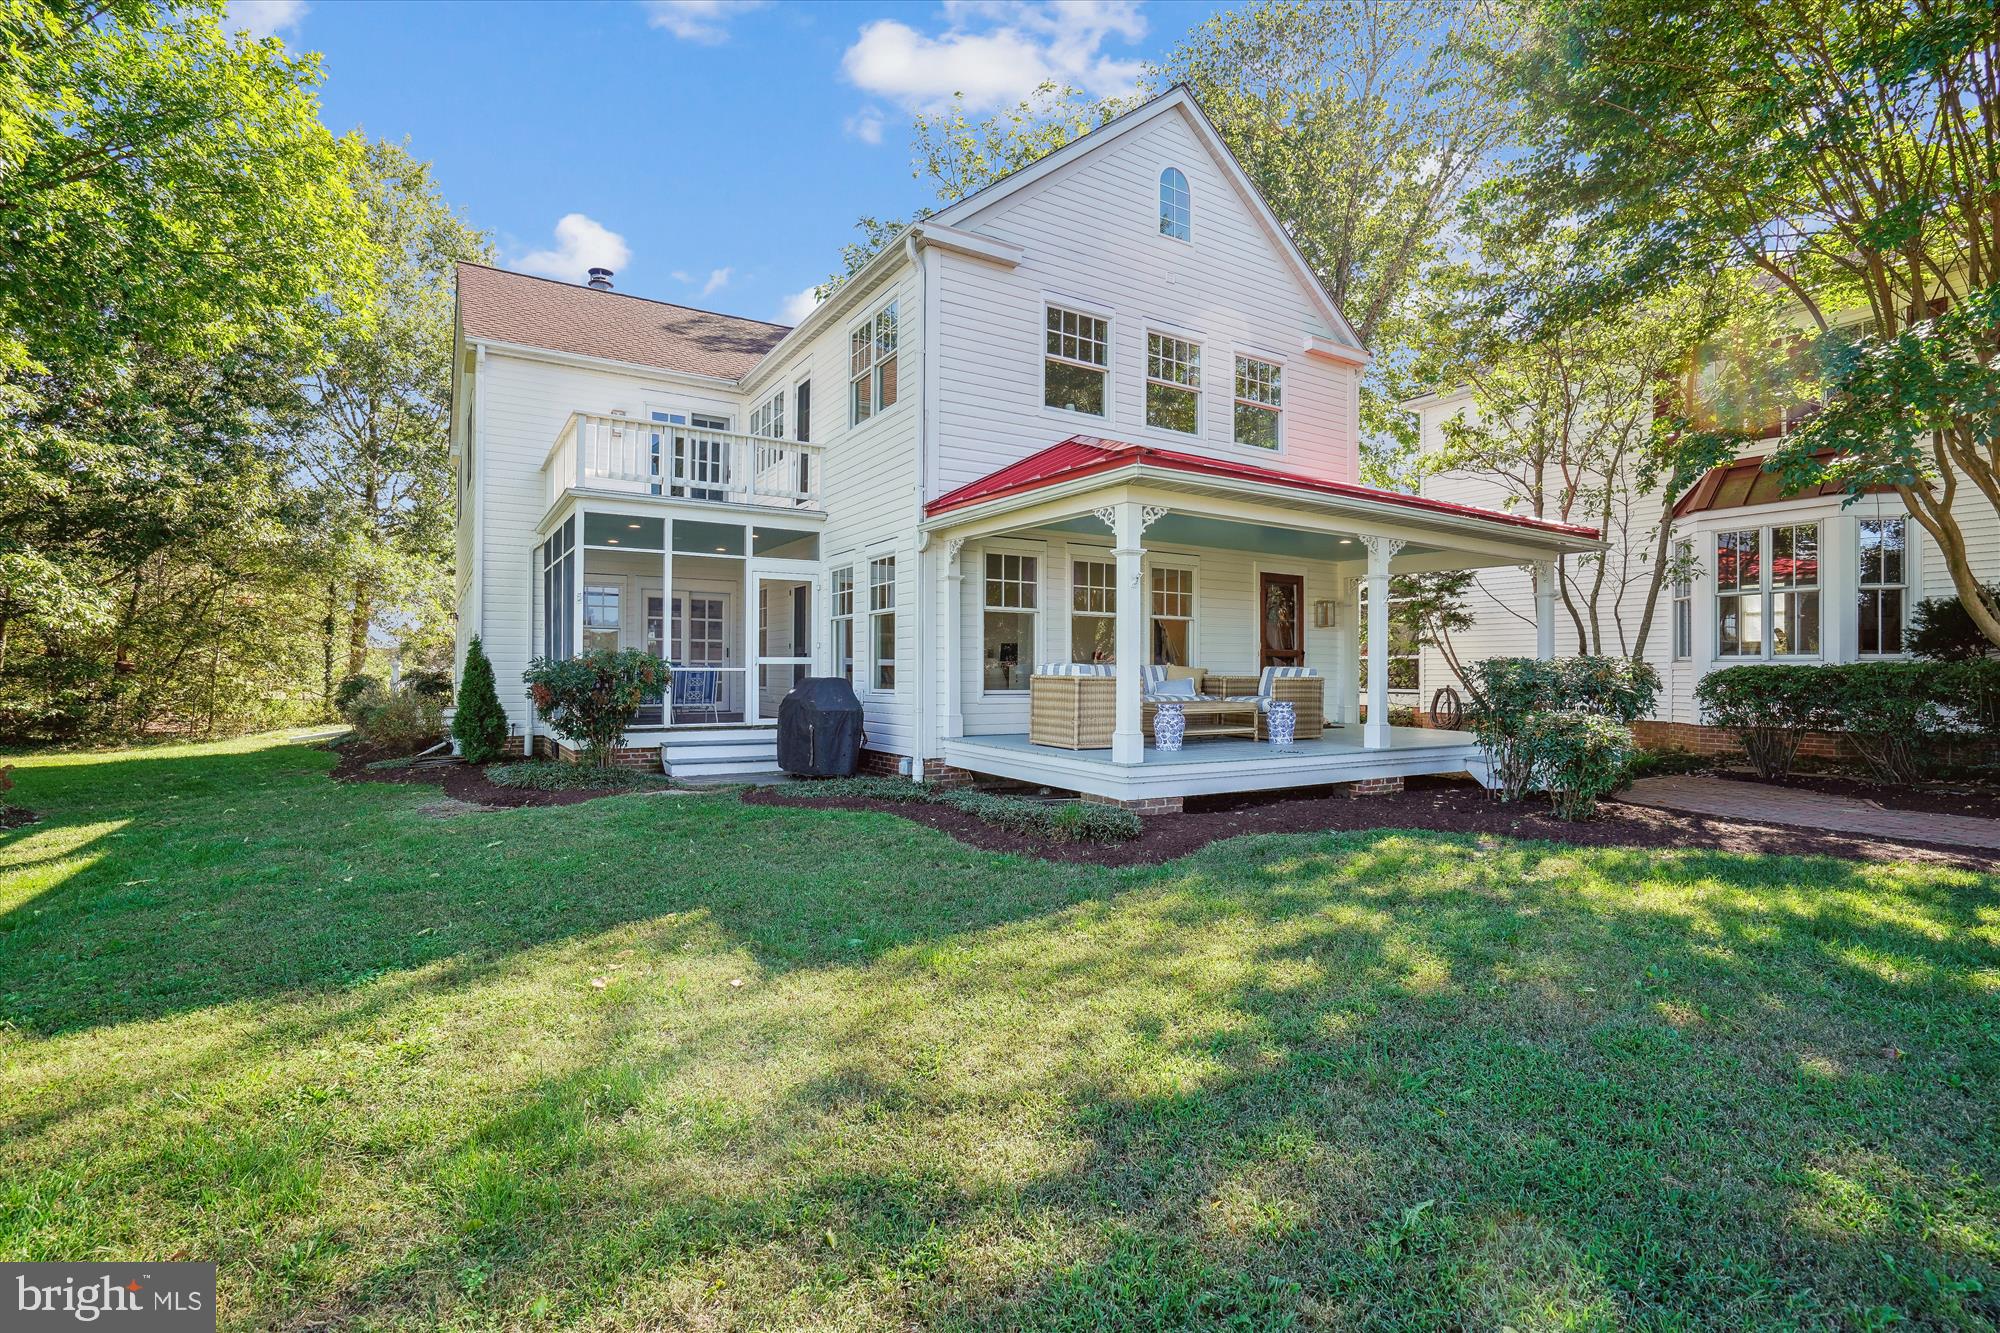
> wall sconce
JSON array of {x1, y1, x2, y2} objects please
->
[{"x1": 1312, "y1": 599, "x2": 1336, "y2": 628}]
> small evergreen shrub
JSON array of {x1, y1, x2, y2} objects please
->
[
  {"x1": 1695, "y1": 665, "x2": 1833, "y2": 780},
  {"x1": 1909, "y1": 585, "x2": 2000, "y2": 661},
  {"x1": 486, "y1": 762, "x2": 675, "y2": 792},
  {"x1": 452, "y1": 636, "x2": 509, "y2": 764},
  {"x1": 1516, "y1": 711, "x2": 1636, "y2": 820},
  {"x1": 522, "y1": 650, "x2": 668, "y2": 768},
  {"x1": 335, "y1": 673, "x2": 387, "y2": 723},
  {"x1": 1468, "y1": 656, "x2": 1658, "y2": 803}
]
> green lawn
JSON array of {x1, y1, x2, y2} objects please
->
[{"x1": 1, "y1": 734, "x2": 1996, "y2": 1330}]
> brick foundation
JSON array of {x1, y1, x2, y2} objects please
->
[
  {"x1": 1631, "y1": 719, "x2": 1860, "y2": 764},
  {"x1": 856, "y1": 747, "x2": 910, "y2": 778},
  {"x1": 1348, "y1": 776, "x2": 1405, "y2": 796},
  {"x1": 533, "y1": 736, "x2": 659, "y2": 770},
  {"x1": 1083, "y1": 792, "x2": 1185, "y2": 815}
]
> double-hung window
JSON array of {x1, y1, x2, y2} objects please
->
[
  {"x1": 1151, "y1": 566, "x2": 1194, "y2": 665},
  {"x1": 1234, "y1": 356, "x2": 1282, "y2": 449},
  {"x1": 982, "y1": 552, "x2": 1038, "y2": 691},
  {"x1": 1045, "y1": 305, "x2": 1108, "y2": 416},
  {"x1": 1671, "y1": 539, "x2": 1693, "y2": 660},
  {"x1": 1070, "y1": 558, "x2": 1115, "y2": 663},
  {"x1": 1715, "y1": 522, "x2": 1821, "y2": 657},
  {"x1": 1858, "y1": 516, "x2": 1907, "y2": 655},
  {"x1": 582, "y1": 584, "x2": 620, "y2": 654},
  {"x1": 850, "y1": 302, "x2": 898, "y2": 424},
  {"x1": 749, "y1": 391, "x2": 784, "y2": 440},
  {"x1": 869, "y1": 557, "x2": 896, "y2": 690},
  {"x1": 831, "y1": 566, "x2": 855, "y2": 683},
  {"x1": 1145, "y1": 333, "x2": 1200, "y2": 435}
]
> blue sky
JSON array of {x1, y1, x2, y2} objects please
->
[{"x1": 227, "y1": 0, "x2": 1229, "y2": 324}]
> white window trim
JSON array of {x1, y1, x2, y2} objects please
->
[
  {"x1": 977, "y1": 538, "x2": 1045, "y2": 697},
  {"x1": 1857, "y1": 514, "x2": 1912, "y2": 658},
  {"x1": 1709, "y1": 519, "x2": 1825, "y2": 663},
  {"x1": 847, "y1": 298, "x2": 901, "y2": 428},
  {"x1": 1144, "y1": 329, "x2": 1203, "y2": 439},
  {"x1": 1068, "y1": 549, "x2": 1118, "y2": 665},
  {"x1": 1230, "y1": 349, "x2": 1286, "y2": 453},
  {"x1": 748, "y1": 389, "x2": 784, "y2": 441},
  {"x1": 865, "y1": 549, "x2": 898, "y2": 695},
  {"x1": 829, "y1": 561, "x2": 857, "y2": 685},
  {"x1": 1158, "y1": 163, "x2": 1192, "y2": 244},
  {"x1": 1671, "y1": 538, "x2": 1694, "y2": 662},
  {"x1": 1040, "y1": 294, "x2": 1114, "y2": 424},
  {"x1": 1149, "y1": 557, "x2": 1200, "y2": 668}
]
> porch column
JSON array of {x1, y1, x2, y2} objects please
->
[
  {"x1": 1362, "y1": 535, "x2": 1403, "y2": 749},
  {"x1": 1111, "y1": 502, "x2": 1148, "y2": 765},
  {"x1": 660, "y1": 518, "x2": 674, "y2": 725},
  {"x1": 943, "y1": 538, "x2": 965, "y2": 740},
  {"x1": 1530, "y1": 559, "x2": 1557, "y2": 659}
]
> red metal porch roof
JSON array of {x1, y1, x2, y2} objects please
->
[{"x1": 924, "y1": 436, "x2": 1601, "y2": 540}]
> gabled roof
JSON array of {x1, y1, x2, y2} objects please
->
[
  {"x1": 925, "y1": 436, "x2": 1602, "y2": 540},
  {"x1": 455, "y1": 262, "x2": 789, "y2": 381},
  {"x1": 1670, "y1": 451, "x2": 1893, "y2": 518},
  {"x1": 930, "y1": 86, "x2": 1368, "y2": 359}
]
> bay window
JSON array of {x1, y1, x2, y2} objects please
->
[
  {"x1": 1858, "y1": 516, "x2": 1907, "y2": 655},
  {"x1": 982, "y1": 552, "x2": 1038, "y2": 691},
  {"x1": 1145, "y1": 332, "x2": 1200, "y2": 435},
  {"x1": 1714, "y1": 521, "x2": 1821, "y2": 658},
  {"x1": 1044, "y1": 305, "x2": 1108, "y2": 416},
  {"x1": 1671, "y1": 539, "x2": 1693, "y2": 660},
  {"x1": 1070, "y1": 558, "x2": 1115, "y2": 663}
]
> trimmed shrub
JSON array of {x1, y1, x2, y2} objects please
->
[
  {"x1": 335, "y1": 673, "x2": 386, "y2": 723},
  {"x1": 522, "y1": 650, "x2": 668, "y2": 768},
  {"x1": 1695, "y1": 665, "x2": 1834, "y2": 780},
  {"x1": 1820, "y1": 661, "x2": 1944, "y2": 784},
  {"x1": 1469, "y1": 656, "x2": 1658, "y2": 802},
  {"x1": 1936, "y1": 657, "x2": 2000, "y2": 736},
  {"x1": 486, "y1": 761, "x2": 675, "y2": 792},
  {"x1": 452, "y1": 636, "x2": 509, "y2": 764},
  {"x1": 1516, "y1": 711, "x2": 1636, "y2": 820}
]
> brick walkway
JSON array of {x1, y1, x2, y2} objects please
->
[{"x1": 1620, "y1": 775, "x2": 2000, "y2": 851}]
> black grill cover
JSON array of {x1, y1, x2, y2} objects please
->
[{"x1": 776, "y1": 677, "x2": 865, "y2": 777}]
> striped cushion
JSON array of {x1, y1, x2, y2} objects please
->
[
  {"x1": 1257, "y1": 665, "x2": 1320, "y2": 694},
  {"x1": 1036, "y1": 662, "x2": 1114, "y2": 677}
]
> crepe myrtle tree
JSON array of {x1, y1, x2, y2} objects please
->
[{"x1": 523, "y1": 651, "x2": 667, "y2": 768}]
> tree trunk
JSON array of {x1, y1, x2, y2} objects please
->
[
  {"x1": 322, "y1": 581, "x2": 338, "y2": 712},
  {"x1": 1630, "y1": 516, "x2": 1674, "y2": 662},
  {"x1": 346, "y1": 575, "x2": 372, "y2": 678}
]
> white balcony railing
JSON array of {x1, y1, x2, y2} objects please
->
[{"x1": 544, "y1": 412, "x2": 821, "y2": 510}]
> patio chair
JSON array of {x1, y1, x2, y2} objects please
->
[{"x1": 670, "y1": 664, "x2": 723, "y2": 724}]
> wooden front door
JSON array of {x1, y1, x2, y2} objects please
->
[{"x1": 1259, "y1": 572, "x2": 1305, "y2": 668}]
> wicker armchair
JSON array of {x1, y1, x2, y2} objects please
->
[
  {"x1": 1205, "y1": 668, "x2": 1326, "y2": 740},
  {"x1": 1027, "y1": 664, "x2": 1213, "y2": 749}
]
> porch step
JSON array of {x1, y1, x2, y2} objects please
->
[{"x1": 658, "y1": 726, "x2": 777, "y2": 779}]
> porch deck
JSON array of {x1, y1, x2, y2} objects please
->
[{"x1": 940, "y1": 725, "x2": 1488, "y2": 803}]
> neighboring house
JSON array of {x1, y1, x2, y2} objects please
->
[
  {"x1": 1407, "y1": 362, "x2": 1999, "y2": 748},
  {"x1": 449, "y1": 87, "x2": 1598, "y2": 810}
]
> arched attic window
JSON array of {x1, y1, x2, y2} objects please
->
[{"x1": 1159, "y1": 167, "x2": 1191, "y2": 241}]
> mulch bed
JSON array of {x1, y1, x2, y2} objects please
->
[
  {"x1": 748, "y1": 775, "x2": 2000, "y2": 872},
  {"x1": 328, "y1": 743, "x2": 620, "y2": 810},
  {"x1": 1714, "y1": 767, "x2": 2000, "y2": 820},
  {"x1": 0, "y1": 804, "x2": 41, "y2": 831}
]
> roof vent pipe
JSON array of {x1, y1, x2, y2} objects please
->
[{"x1": 586, "y1": 267, "x2": 613, "y2": 291}]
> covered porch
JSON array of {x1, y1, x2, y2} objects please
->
[{"x1": 919, "y1": 437, "x2": 1599, "y2": 806}]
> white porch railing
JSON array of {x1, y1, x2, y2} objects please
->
[{"x1": 544, "y1": 412, "x2": 822, "y2": 510}]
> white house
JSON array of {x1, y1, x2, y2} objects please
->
[
  {"x1": 1406, "y1": 377, "x2": 1999, "y2": 748},
  {"x1": 449, "y1": 88, "x2": 1599, "y2": 810}
]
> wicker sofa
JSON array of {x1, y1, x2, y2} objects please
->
[
  {"x1": 1026, "y1": 664, "x2": 1321, "y2": 749},
  {"x1": 1206, "y1": 667, "x2": 1328, "y2": 740}
]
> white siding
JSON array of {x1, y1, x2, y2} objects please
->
[{"x1": 931, "y1": 105, "x2": 1361, "y2": 499}]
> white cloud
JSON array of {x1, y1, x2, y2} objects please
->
[
  {"x1": 842, "y1": 0, "x2": 1146, "y2": 115},
  {"x1": 777, "y1": 287, "x2": 820, "y2": 325},
  {"x1": 643, "y1": 0, "x2": 769, "y2": 45},
  {"x1": 700, "y1": 267, "x2": 732, "y2": 297},
  {"x1": 515, "y1": 214, "x2": 632, "y2": 284},
  {"x1": 224, "y1": 0, "x2": 307, "y2": 39},
  {"x1": 844, "y1": 107, "x2": 887, "y2": 146}
]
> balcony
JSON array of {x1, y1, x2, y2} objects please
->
[{"x1": 544, "y1": 411, "x2": 821, "y2": 511}]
